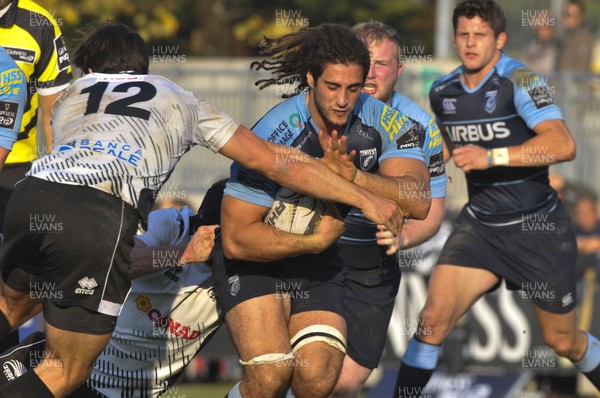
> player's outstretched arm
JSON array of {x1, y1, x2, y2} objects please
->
[
  {"x1": 452, "y1": 120, "x2": 575, "y2": 172},
  {"x1": 221, "y1": 195, "x2": 344, "y2": 262},
  {"x1": 376, "y1": 197, "x2": 446, "y2": 254},
  {"x1": 218, "y1": 125, "x2": 403, "y2": 234},
  {"x1": 318, "y1": 130, "x2": 431, "y2": 220}
]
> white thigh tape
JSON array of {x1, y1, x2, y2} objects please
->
[
  {"x1": 239, "y1": 352, "x2": 294, "y2": 366},
  {"x1": 290, "y1": 324, "x2": 347, "y2": 355}
]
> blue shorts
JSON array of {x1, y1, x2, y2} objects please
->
[{"x1": 437, "y1": 203, "x2": 577, "y2": 314}]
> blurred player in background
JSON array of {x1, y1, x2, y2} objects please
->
[
  {"x1": 395, "y1": 1, "x2": 600, "y2": 396},
  {"x1": 215, "y1": 23, "x2": 430, "y2": 398},
  {"x1": 0, "y1": 46, "x2": 26, "y2": 170},
  {"x1": 332, "y1": 21, "x2": 447, "y2": 398},
  {"x1": 0, "y1": 21, "x2": 405, "y2": 398},
  {"x1": 0, "y1": 0, "x2": 72, "y2": 231}
]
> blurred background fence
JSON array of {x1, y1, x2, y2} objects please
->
[{"x1": 151, "y1": 59, "x2": 600, "y2": 210}]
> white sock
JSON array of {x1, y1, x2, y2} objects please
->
[
  {"x1": 227, "y1": 381, "x2": 243, "y2": 398},
  {"x1": 285, "y1": 388, "x2": 296, "y2": 398}
]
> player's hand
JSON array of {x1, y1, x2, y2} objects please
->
[
  {"x1": 318, "y1": 129, "x2": 357, "y2": 181},
  {"x1": 360, "y1": 190, "x2": 404, "y2": 236},
  {"x1": 313, "y1": 202, "x2": 345, "y2": 251},
  {"x1": 452, "y1": 145, "x2": 489, "y2": 172},
  {"x1": 376, "y1": 224, "x2": 403, "y2": 255},
  {"x1": 180, "y1": 225, "x2": 218, "y2": 264}
]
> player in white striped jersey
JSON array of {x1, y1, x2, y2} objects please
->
[
  {"x1": 0, "y1": 178, "x2": 345, "y2": 397},
  {"x1": 0, "y1": 22, "x2": 405, "y2": 398}
]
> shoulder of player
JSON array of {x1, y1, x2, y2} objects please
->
[
  {"x1": 429, "y1": 68, "x2": 461, "y2": 96},
  {"x1": 148, "y1": 206, "x2": 193, "y2": 228},
  {"x1": 390, "y1": 91, "x2": 433, "y2": 129},
  {"x1": 142, "y1": 206, "x2": 193, "y2": 244},
  {"x1": 495, "y1": 53, "x2": 539, "y2": 86},
  {"x1": 14, "y1": 0, "x2": 61, "y2": 30},
  {"x1": 251, "y1": 94, "x2": 306, "y2": 134}
]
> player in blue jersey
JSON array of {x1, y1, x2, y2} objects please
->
[
  {"x1": 395, "y1": 1, "x2": 600, "y2": 396},
  {"x1": 213, "y1": 23, "x2": 431, "y2": 398},
  {"x1": 332, "y1": 22, "x2": 447, "y2": 398},
  {"x1": 0, "y1": 46, "x2": 26, "y2": 170}
]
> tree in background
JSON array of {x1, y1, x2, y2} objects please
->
[{"x1": 36, "y1": 0, "x2": 435, "y2": 57}]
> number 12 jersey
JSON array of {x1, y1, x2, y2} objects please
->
[{"x1": 29, "y1": 73, "x2": 239, "y2": 221}]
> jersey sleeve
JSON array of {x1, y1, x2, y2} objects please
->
[
  {"x1": 33, "y1": 11, "x2": 72, "y2": 95},
  {"x1": 193, "y1": 99, "x2": 240, "y2": 153},
  {"x1": 137, "y1": 207, "x2": 190, "y2": 247},
  {"x1": 0, "y1": 62, "x2": 26, "y2": 150},
  {"x1": 358, "y1": 97, "x2": 425, "y2": 164},
  {"x1": 223, "y1": 159, "x2": 276, "y2": 208},
  {"x1": 422, "y1": 119, "x2": 447, "y2": 198},
  {"x1": 511, "y1": 68, "x2": 563, "y2": 130}
]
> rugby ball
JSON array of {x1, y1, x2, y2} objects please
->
[{"x1": 264, "y1": 187, "x2": 325, "y2": 235}]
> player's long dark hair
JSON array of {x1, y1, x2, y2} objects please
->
[
  {"x1": 251, "y1": 23, "x2": 371, "y2": 98},
  {"x1": 453, "y1": 0, "x2": 506, "y2": 37},
  {"x1": 73, "y1": 21, "x2": 149, "y2": 75}
]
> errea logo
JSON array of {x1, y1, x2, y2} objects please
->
[{"x1": 75, "y1": 277, "x2": 97, "y2": 295}]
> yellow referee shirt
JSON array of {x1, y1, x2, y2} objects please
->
[{"x1": 0, "y1": 0, "x2": 72, "y2": 163}]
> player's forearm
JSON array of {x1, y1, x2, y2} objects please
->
[
  {"x1": 353, "y1": 171, "x2": 430, "y2": 220},
  {"x1": 489, "y1": 121, "x2": 575, "y2": 167},
  {"x1": 267, "y1": 149, "x2": 371, "y2": 211},
  {"x1": 398, "y1": 198, "x2": 445, "y2": 249},
  {"x1": 129, "y1": 245, "x2": 186, "y2": 279},
  {"x1": 222, "y1": 222, "x2": 327, "y2": 262}
]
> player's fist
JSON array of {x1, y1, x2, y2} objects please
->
[{"x1": 452, "y1": 145, "x2": 489, "y2": 172}]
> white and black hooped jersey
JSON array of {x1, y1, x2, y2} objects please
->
[
  {"x1": 87, "y1": 206, "x2": 220, "y2": 397},
  {"x1": 28, "y1": 73, "x2": 238, "y2": 221}
]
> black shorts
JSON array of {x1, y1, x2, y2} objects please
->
[
  {"x1": 0, "y1": 177, "x2": 139, "y2": 334},
  {"x1": 211, "y1": 233, "x2": 347, "y2": 319},
  {"x1": 0, "y1": 162, "x2": 31, "y2": 235},
  {"x1": 437, "y1": 204, "x2": 577, "y2": 313},
  {"x1": 339, "y1": 242, "x2": 401, "y2": 369}
]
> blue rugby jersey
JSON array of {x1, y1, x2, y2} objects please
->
[
  {"x1": 341, "y1": 91, "x2": 446, "y2": 244},
  {"x1": 0, "y1": 46, "x2": 26, "y2": 151},
  {"x1": 430, "y1": 53, "x2": 563, "y2": 224},
  {"x1": 225, "y1": 92, "x2": 425, "y2": 212}
]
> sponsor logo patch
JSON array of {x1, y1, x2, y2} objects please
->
[
  {"x1": 75, "y1": 276, "x2": 97, "y2": 295},
  {"x1": 528, "y1": 86, "x2": 554, "y2": 108},
  {"x1": 359, "y1": 148, "x2": 377, "y2": 170},
  {"x1": 428, "y1": 152, "x2": 445, "y2": 177},
  {"x1": 54, "y1": 35, "x2": 70, "y2": 71},
  {"x1": 228, "y1": 275, "x2": 240, "y2": 296},
  {"x1": 484, "y1": 90, "x2": 498, "y2": 113},
  {"x1": 0, "y1": 101, "x2": 20, "y2": 130}
]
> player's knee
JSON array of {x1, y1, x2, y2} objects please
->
[
  {"x1": 292, "y1": 347, "x2": 344, "y2": 397},
  {"x1": 245, "y1": 364, "x2": 292, "y2": 396},
  {"x1": 332, "y1": 366, "x2": 370, "y2": 397}
]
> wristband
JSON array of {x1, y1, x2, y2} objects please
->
[
  {"x1": 491, "y1": 147, "x2": 509, "y2": 166},
  {"x1": 486, "y1": 149, "x2": 493, "y2": 167}
]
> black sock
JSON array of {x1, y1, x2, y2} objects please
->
[
  {"x1": 395, "y1": 362, "x2": 435, "y2": 398},
  {"x1": 0, "y1": 311, "x2": 11, "y2": 340},
  {"x1": 0, "y1": 369, "x2": 54, "y2": 398},
  {"x1": 583, "y1": 363, "x2": 600, "y2": 390}
]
